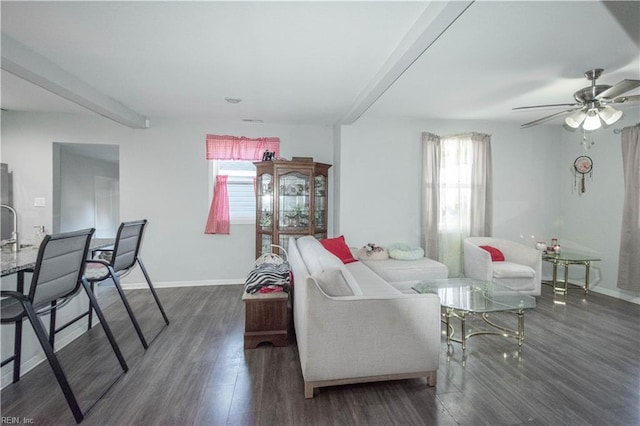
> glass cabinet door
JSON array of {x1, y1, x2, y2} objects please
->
[
  {"x1": 257, "y1": 173, "x2": 273, "y2": 231},
  {"x1": 278, "y1": 171, "x2": 310, "y2": 231},
  {"x1": 259, "y1": 234, "x2": 273, "y2": 256},
  {"x1": 314, "y1": 174, "x2": 327, "y2": 229},
  {"x1": 277, "y1": 234, "x2": 295, "y2": 257},
  {"x1": 254, "y1": 160, "x2": 331, "y2": 259}
]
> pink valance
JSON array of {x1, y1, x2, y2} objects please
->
[{"x1": 206, "y1": 134, "x2": 280, "y2": 160}]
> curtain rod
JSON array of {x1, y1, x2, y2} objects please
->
[
  {"x1": 443, "y1": 132, "x2": 472, "y2": 138},
  {"x1": 442, "y1": 132, "x2": 492, "y2": 138}
]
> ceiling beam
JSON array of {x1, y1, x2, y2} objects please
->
[
  {"x1": 339, "y1": 0, "x2": 475, "y2": 125},
  {"x1": 1, "y1": 34, "x2": 149, "y2": 129}
]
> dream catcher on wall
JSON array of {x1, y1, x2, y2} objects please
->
[{"x1": 573, "y1": 155, "x2": 593, "y2": 194}]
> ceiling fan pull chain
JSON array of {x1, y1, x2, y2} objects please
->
[{"x1": 581, "y1": 131, "x2": 589, "y2": 151}]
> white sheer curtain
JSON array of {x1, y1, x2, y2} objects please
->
[
  {"x1": 421, "y1": 132, "x2": 492, "y2": 277},
  {"x1": 617, "y1": 123, "x2": 640, "y2": 291},
  {"x1": 469, "y1": 133, "x2": 492, "y2": 237},
  {"x1": 421, "y1": 132, "x2": 441, "y2": 260}
]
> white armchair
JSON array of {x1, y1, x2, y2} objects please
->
[{"x1": 463, "y1": 237, "x2": 542, "y2": 296}]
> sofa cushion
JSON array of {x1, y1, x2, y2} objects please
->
[
  {"x1": 297, "y1": 236, "x2": 363, "y2": 295},
  {"x1": 317, "y1": 249, "x2": 346, "y2": 271},
  {"x1": 321, "y1": 236, "x2": 358, "y2": 264},
  {"x1": 493, "y1": 261, "x2": 535, "y2": 279},
  {"x1": 345, "y1": 262, "x2": 402, "y2": 296},
  {"x1": 313, "y1": 268, "x2": 354, "y2": 297},
  {"x1": 296, "y1": 236, "x2": 325, "y2": 275},
  {"x1": 361, "y1": 257, "x2": 448, "y2": 284},
  {"x1": 480, "y1": 245, "x2": 505, "y2": 262},
  {"x1": 298, "y1": 236, "x2": 343, "y2": 274},
  {"x1": 340, "y1": 267, "x2": 364, "y2": 296}
]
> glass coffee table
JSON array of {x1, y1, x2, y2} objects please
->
[{"x1": 413, "y1": 278, "x2": 536, "y2": 350}]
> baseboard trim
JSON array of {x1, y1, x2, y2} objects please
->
[
  {"x1": 542, "y1": 274, "x2": 640, "y2": 305},
  {"x1": 120, "y1": 279, "x2": 244, "y2": 290},
  {"x1": 1, "y1": 319, "x2": 90, "y2": 389},
  {"x1": 590, "y1": 287, "x2": 640, "y2": 305}
]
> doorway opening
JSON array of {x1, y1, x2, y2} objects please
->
[{"x1": 53, "y1": 143, "x2": 119, "y2": 238}]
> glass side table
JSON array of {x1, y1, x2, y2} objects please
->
[{"x1": 542, "y1": 251, "x2": 601, "y2": 296}]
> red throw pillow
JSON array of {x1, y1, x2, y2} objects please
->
[
  {"x1": 321, "y1": 235, "x2": 358, "y2": 264},
  {"x1": 479, "y1": 245, "x2": 505, "y2": 262}
]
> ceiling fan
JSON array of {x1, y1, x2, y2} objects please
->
[{"x1": 514, "y1": 68, "x2": 640, "y2": 130}]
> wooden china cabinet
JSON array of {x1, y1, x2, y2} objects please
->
[{"x1": 254, "y1": 159, "x2": 331, "y2": 259}]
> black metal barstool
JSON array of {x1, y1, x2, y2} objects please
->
[
  {"x1": 1, "y1": 269, "x2": 27, "y2": 384},
  {"x1": 0, "y1": 228, "x2": 129, "y2": 423},
  {"x1": 83, "y1": 219, "x2": 169, "y2": 349}
]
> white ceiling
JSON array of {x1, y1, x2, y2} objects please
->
[{"x1": 2, "y1": 1, "x2": 639, "y2": 128}]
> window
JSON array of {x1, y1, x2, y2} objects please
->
[
  {"x1": 213, "y1": 160, "x2": 256, "y2": 221},
  {"x1": 204, "y1": 134, "x2": 279, "y2": 235},
  {"x1": 439, "y1": 136, "x2": 473, "y2": 235},
  {"x1": 421, "y1": 131, "x2": 491, "y2": 277}
]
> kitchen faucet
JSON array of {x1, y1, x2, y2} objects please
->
[{"x1": 0, "y1": 204, "x2": 19, "y2": 252}]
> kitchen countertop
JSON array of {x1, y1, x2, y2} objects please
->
[{"x1": 1, "y1": 238, "x2": 114, "y2": 277}]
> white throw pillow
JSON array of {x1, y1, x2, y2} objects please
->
[
  {"x1": 388, "y1": 243, "x2": 424, "y2": 260},
  {"x1": 314, "y1": 268, "x2": 354, "y2": 297}
]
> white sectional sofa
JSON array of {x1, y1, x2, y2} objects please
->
[
  {"x1": 288, "y1": 236, "x2": 448, "y2": 398},
  {"x1": 359, "y1": 256, "x2": 450, "y2": 293}
]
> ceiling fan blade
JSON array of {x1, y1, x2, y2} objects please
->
[
  {"x1": 513, "y1": 103, "x2": 580, "y2": 110},
  {"x1": 612, "y1": 94, "x2": 640, "y2": 103},
  {"x1": 596, "y1": 79, "x2": 640, "y2": 100},
  {"x1": 520, "y1": 107, "x2": 584, "y2": 128}
]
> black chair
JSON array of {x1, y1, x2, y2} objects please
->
[
  {"x1": 1, "y1": 270, "x2": 27, "y2": 384},
  {"x1": 0, "y1": 228, "x2": 128, "y2": 423},
  {"x1": 84, "y1": 220, "x2": 169, "y2": 349}
]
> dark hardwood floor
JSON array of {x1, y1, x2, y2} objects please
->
[{"x1": 1, "y1": 283, "x2": 638, "y2": 425}]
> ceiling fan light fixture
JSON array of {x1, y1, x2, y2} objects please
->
[
  {"x1": 598, "y1": 105, "x2": 623, "y2": 125},
  {"x1": 516, "y1": 69, "x2": 640, "y2": 130},
  {"x1": 582, "y1": 110, "x2": 601, "y2": 131},
  {"x1": 565, "y1": 110, "x2": 587, "y2": 128}
]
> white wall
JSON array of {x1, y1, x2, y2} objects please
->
[
  {"x1": 1, "y1": 108, "x2": 637, "y2": 385},
  {"x1": 0, "y1": 110, "x2": 333, "y2": 385},
  {"x1": 1, "y1": 111, "x2": 334, "y2": 285},
  {"x1": 338, "y1": 115, "x2": 639, "y2": 302},
  {"x1": 559, "y1": 113, "x2": 640, "y2": 302},
  {"x1": 55, "y1": 147, "x2": 119, "y2": 236},
  {"x1": 339, "y1": 117, "x2": 563, "y2": 248}
]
